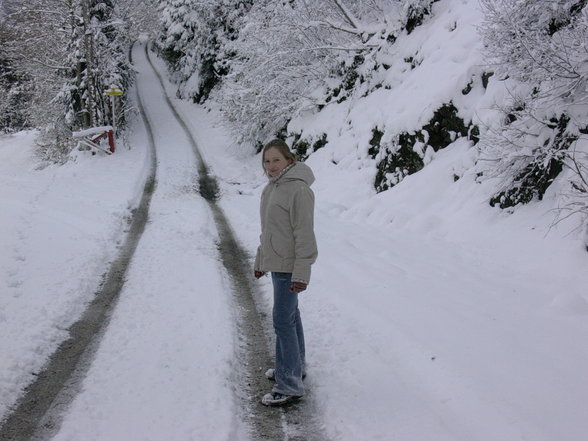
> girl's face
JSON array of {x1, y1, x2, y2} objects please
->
[{"x1": 263, "y1": 147, "x2": 292, "y2": 177}]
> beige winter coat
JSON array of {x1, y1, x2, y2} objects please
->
[{"x1": 254, "y1": 162, "x2": 318, "y2": 284}]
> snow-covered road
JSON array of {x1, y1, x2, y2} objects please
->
[
  {"x1": 1, "y1": 41, "x2": 588, "y2": 441},
  {"x1": 47, "y1": 44, "x2": 241, "y2": 441}
]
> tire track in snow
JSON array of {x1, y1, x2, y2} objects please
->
[
  {"x1": 0, "y1": 49, "x2": 158, "y2": 441},
  {"x1": 143, "y1": 44, "x2": 330, "y2": 441}
]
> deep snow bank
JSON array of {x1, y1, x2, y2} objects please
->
[{"x1": 0, "y1": 127, "x2": 148, "y2": 420}]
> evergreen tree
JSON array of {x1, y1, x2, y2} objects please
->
[
  {"x1": 0, "y1": 13, "x2": 31, "y2": 132},
  {"x1": 58, "y1": 0, "x2": 133, "y2": 130},
  {"x1": 2, "y1": 0, "x2": 141, "y2": 161},
  {"x1": 156, "y1": 0, "x2": 252, "y2": 103}
]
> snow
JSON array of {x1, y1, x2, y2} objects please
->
[
  {"x1": 71, "y1": 126, "x2": 114, "y2": 138},
  {"x1": 0, "y1": 129, "x2": 148, "y2": 420},
  {"x1": 1, "y1": 2, "x2": 588, "y2": 440},
  {"x1": 199, "y1": 120, "x2": 588, "y2": 440},
  {"x1": 44, "y1": 45, "x2": 240, "y2": 441}
]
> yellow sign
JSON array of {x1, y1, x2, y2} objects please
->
[{"x1": 106, "y1": 87, "x2": 123, "y2": 96}]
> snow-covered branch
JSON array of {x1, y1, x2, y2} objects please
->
[
  {"x1": 329, "y1": 0, "x2": 362, "y2": 30},
  {"x1": 479, "y1": 0, "x2": 588, "y2": 219},
  {"x1": 310, "y1": 19, "x2": 363, "y2": 37}
]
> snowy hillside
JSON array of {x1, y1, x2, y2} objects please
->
[
  {"x1": 274, "y1": 0, "x2": 588, "y2": 246},
  {"x1": 179, "y1": 0, "x2": 586, "y2": 248}
]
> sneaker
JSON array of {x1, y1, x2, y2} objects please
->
[
  {"x1": 265, "y1": 368, "x2": 306, "y2": 381},
  {"x1": 261, "y1": 392, "x2": 301, "y2": 406}
]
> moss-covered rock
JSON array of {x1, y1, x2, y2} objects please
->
[
  {"x1": 313, "y1": 133, "x2": 328, "y2": 152},
  {"x1": 421, "y1": 102, "x2": 470, "y2": 151},
  {"x1": 404, "y1": 0, "x2": 440, "y2": 34},
  {"x1": 290, "y1": 133, "x2": 328, "y2": 161},
  {"x1": 368, "y1": 128, "x2": 384, "y2": 158},
  {"x1": 490, "y1": 114, "x2": 576, "y2": 208},
  {"x1": 374, "y1": 142, "x2": 425, "y2": 192},
  {"x1": 372, "y1": 102, "x2": 478, "y2": 193}
]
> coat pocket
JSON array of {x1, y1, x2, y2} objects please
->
[{"x1": 269, "y1": 234, "x2": 294, "y2": 259}]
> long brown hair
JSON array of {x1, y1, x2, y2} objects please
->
[{"x1": 261, "y1": 139, "x2": 297, "y2": 175}]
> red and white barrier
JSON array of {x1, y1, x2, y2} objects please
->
[{"x1": 72, "y1": 126, "x2": 115, "y2": 155}]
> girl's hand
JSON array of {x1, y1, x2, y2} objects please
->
[
  {"x1": 254, "y1": 270, "x2": 266, "y2": 279},
  {"x1": 290, "y1": 282, "x2": 307, "y2": 293}
]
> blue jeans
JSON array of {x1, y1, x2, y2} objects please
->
[{"x1": 271, "y1": 272, "x2": 305, "y2": 396}]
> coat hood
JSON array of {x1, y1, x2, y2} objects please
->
[{"x1": 272, "y1": 162, "x2": 315, "y2": 186}]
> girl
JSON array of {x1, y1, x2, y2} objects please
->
[{"x1": 254, "y1": 138, "x2": 318, "y2": 406}]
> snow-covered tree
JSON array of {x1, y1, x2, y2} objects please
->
[
  {"x1": 117, "y1": 0, "x2": 159, "y2": 44},
  {"x1": 215, "y1": 0, "x2": 406, "y2": 144},
  {"x1": 2, "y1": 0, "x2": 145, "y2": 161},
  {"x1": 154, "y1": 0, "x2": 439, "y2": 145},
  {"x1": 157, "y1": 0, "x2": 200, "y2": 75},
  {"x1": 479, "y1": 0, "x2": 588, "y2": 221},
  {"x1": 0, "y1": 13, "x2": 32, "y2": 132},
  {"x1": 156, "y1": 0, "x2": 252, "y2": 103}
]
